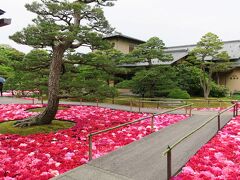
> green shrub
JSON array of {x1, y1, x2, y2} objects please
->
[
  {"x1": 167, "y1": 88, "x2": 191, "y2": 99},
  {"x1": 232, "y1": 91, "x2": 240, "y2": 96},
  {"x1": 210, "y1": 83, "x2": 228, "y2": 97},
  {"x1": 115, "y1": 80, "x2": 133, "y2": 88},
  {"x1": 155, "y1": 89, "x2": 172, "y2": 97}
]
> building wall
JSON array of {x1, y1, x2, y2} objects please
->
[
  {"x1": 219, "y1": 67, "x2": 240, "y2": 93},
  {"x1": 107, "y1": 38, "x2": 138, "y2": 54}
]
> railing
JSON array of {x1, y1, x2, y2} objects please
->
[
  {"x1": 39, "y1": 96, "x2": 235, "y2": 113},
  {"x1": 162, "y1": 103, "x2": 238, "y2": 180},
  {"x1": 79, "y1": 98, "x2": 100, "y2": 107},
  {"x1": 83, "y1": 98, "x2": 234, "y2": 112},
  {"x1": 137, "y1": 98, "x2": 234, "y2": 109},
  {"x1": 87, "y1": 103, "x2": 193, "y2": 161},
  {"x1": 9, "y1": 90, "x2": 43, "y2": 105}
]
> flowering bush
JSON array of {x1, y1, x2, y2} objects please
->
[
  {"x1": 173, "y1": 116, "x2": 240, "y2": 179},
  {"x1": 2, "y1": 92, "x2": 13, "y2": 97},
  {"x1": 0, "y1": 104, "x2": 188, "y2": 179}
]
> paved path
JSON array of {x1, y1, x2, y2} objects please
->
[
  {"x1": 0, "y1": 96, "x2": 222, "y2": 115},
  {"x1": 52, "y1": 112, "x2": 233, "y2": 179},
  {"x1": 0, "y1": 97, "x2": 234, "y2": 180},
  {"x1": 0, "y1": 96, "x2": 36, "y2": 104}
]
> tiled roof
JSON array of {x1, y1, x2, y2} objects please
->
[
  {"x1": 104, "y1": 33, "x2": 146, "y2": 44},
  {"x1": 166, "y1": 40, "x2": 240, "y2": 60}
]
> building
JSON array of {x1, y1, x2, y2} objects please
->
[
  {"x1": 103, "y1": 34, "x2": 145, "y2": 54},
  {"x1": 0, "y1": 9, "x2": 11, "y2": 27},
  {"x1": 104, "y1": 34, "x2": 240, "y2": 93},
  {"x1": 165, "y1": 40, "x2": 240, "y2": 93}
]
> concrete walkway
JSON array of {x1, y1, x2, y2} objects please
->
[
  {"x1": 52, "y1": 112, "x2": 233, "y2": 179},
  {"x1": 0, "y1": 96, "x2": 222, "y2": 115},
  {"x1": 0, "y1": 96, "x2": 36, "y2": 104},
  {"x1": 0, "y1": 97, "x2": 234, "y2": 180}
]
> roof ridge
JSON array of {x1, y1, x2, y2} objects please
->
[{"x1": 167, "y1": 39, "x2": 240, "y2": 49}]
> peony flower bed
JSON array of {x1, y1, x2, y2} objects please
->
[
  {"x1": 2, "y1": 92, "x2": 13, "y2": 97},
  {"x1": 0, "y1": 104, "x2": 188, "y2": 180},
  {"x1": 173, "y1": 116, "x2": 240, "y2": 180}
]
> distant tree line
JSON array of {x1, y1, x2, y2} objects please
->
[{"x1": 115, "y1": 33, "x2": 230, "y2": 99}]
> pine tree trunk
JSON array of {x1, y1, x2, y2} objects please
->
[
  {"x1": 203, "y1": 89, "x2": 210, "y2": 99},
  {"x1": 200, "y1": 76, "x2": 210, "y2": 99},
  {"x1": 14, "y1": 46, "x2": 65, "y2": 127},
  {"x1": 36, "y1": 47, "x2": 65, "y2": 124},
  {"x1": 202, "y1": 78, "x2": 211, "y2": 99}
]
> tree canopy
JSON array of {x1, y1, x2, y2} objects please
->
[
  {"x1": 10, "y1": 0, "x2": 118, "y2": 127},
  {"x1": 127, "y1": 37, "x2": 172, "y2": 66},
  {"x1": 187, "y1": 32, "x2": 230, "y2": 98}
]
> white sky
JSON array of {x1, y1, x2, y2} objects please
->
[{"x1": 1, "y1": 0, "x2": 240, "y2": 53}]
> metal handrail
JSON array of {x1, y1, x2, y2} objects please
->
[
  {"x1": 131, "y1": 99, "x2": 235, "y2": 112},
  {"x1": 139, "y1": 98, "x2": 234, "y2": 102},
  {"x1": 87, "y1": 103, "x2": 193, "y2": 161},
  {"x1": 162, "y1": 103, "x2": 238, "y2": 180},
  {"x1": 163, "y1": 103, "x2": 235, "y2": 155}
]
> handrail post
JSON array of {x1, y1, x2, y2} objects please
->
[
  {"x1": 88, "y1": 134, "x2": 93, "y2": 161},
  {"x1": 130, "y1": 99, "x2": 133, "y2": 111},
  {"x1": 167, "y1": 146, "x2": 172, "y2": 180},
  {"x1": 151, "y1": 114, "x2": 154, "y2": 132},
  {"x1": 185, "y1": 106, "x2": 187, "y2": 115},
  {"x1": 96, "y1": 99, "x2": 99, "y2": 107},
  {"x1": 138, "y1": 99, "x2": 141, "y2": 112},
  {"x1": 236, "y1": 103, "x2": 238, "y2": 116},
  {"x1": 80, "y1": 98, "x2": 83, "y2": 106},
  {"x1": 41, "y1": 96, "x2": 44, "y2": 105},
  {"x1": 217, "y1": 114, "x2": 220, "y2": 131},
  {"x1": 189, "y1": 104, "x2": 192, "y2": 116},
  {"x1": 32, "y1": 98, "x2": 35, "y2": 104},
  {"x1": 233, "y1": 104, "x2": 236, "y2": 117}
]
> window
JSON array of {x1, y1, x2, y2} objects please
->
[
  {"x1": 129, "y1": 44, "x2": 135, "y2": 52},
  {"x1": 230, "y1": 75, "x2": 239, "y2": 80}
]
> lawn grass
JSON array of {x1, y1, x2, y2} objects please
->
[
  {"x1": 104, "y1": 96, "x2": 233, "y2": 108},
  {"x1": 0, "y1": 120, "x2": 75, "y2": 136}
]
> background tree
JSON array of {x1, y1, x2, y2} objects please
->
[
  {"x1": 175, "y1": 64, "x2": 202, "y2": 96},
  {"x1": 59, "y1": 49, "x2": 124, "y2": 99},
  {"x1": 0, "y1": 45, "x2": 25, "y2": 94},
  {"x1": 10, "y1": 0, "x2": 116, "y2": 127},
  {"x1": 6, "y1": 49, "x2": 49, "y2": 96},
  {"x1": 128, "y1": 37, "x2": 172, "y2": 66},
  {"x1": 0, "y1": 45, "x2": 24, "y2": 79},
  {"x1": 125, "y1": 66, "x2": 177, "y2": 98},
  {"x1": 188, "y1": 32, "x2": 230, "y2": 98}
]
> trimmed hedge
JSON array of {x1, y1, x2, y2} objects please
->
[
  {"x1": 210, "y1": 83, "x2": 228, "y2": 97},
  {"x1": 168, "y1": 88, "x2": 191, "y2": 99}
]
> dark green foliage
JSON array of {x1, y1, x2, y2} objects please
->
[
  {"x1": 60, "y1": 65, "x2": 119, "y2": 100},
  {"x1": 188, "y1": 32, "x2": 230, "y2": 98},
  {"x1": 210, "y1": 83, "x2": 228, "y2": 97},
  {"x1": 125, "y1": 37, "x2": 172, "y2": 65},
  {"x1": 130, "y1": 66, "x2": 177, "y2": 97},
  {"x1": 0, "y1": 45, "x2": 26, "y2": 93},
  {"x1": 115, "y1": 80, "x2": 133, "y2": 88},
  {"x1": 167, "y1": 88, "x2": 191, "y2": 99},
  {"x1": 175, "y1": 64, "x2": 202, "y2": 96},
  {"x1": 8, "y1": 0, "x2": 122, "y2": 100},
  {"x1": 4, "y1": 49, "x2": 49, "y2": 95},
  {"x1": 0, "y1": 45, "x2": 24, "y2": 78}
]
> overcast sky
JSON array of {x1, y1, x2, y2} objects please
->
[{"x1": 1, "y1": 0, "x2": 240, "y2": 53}]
